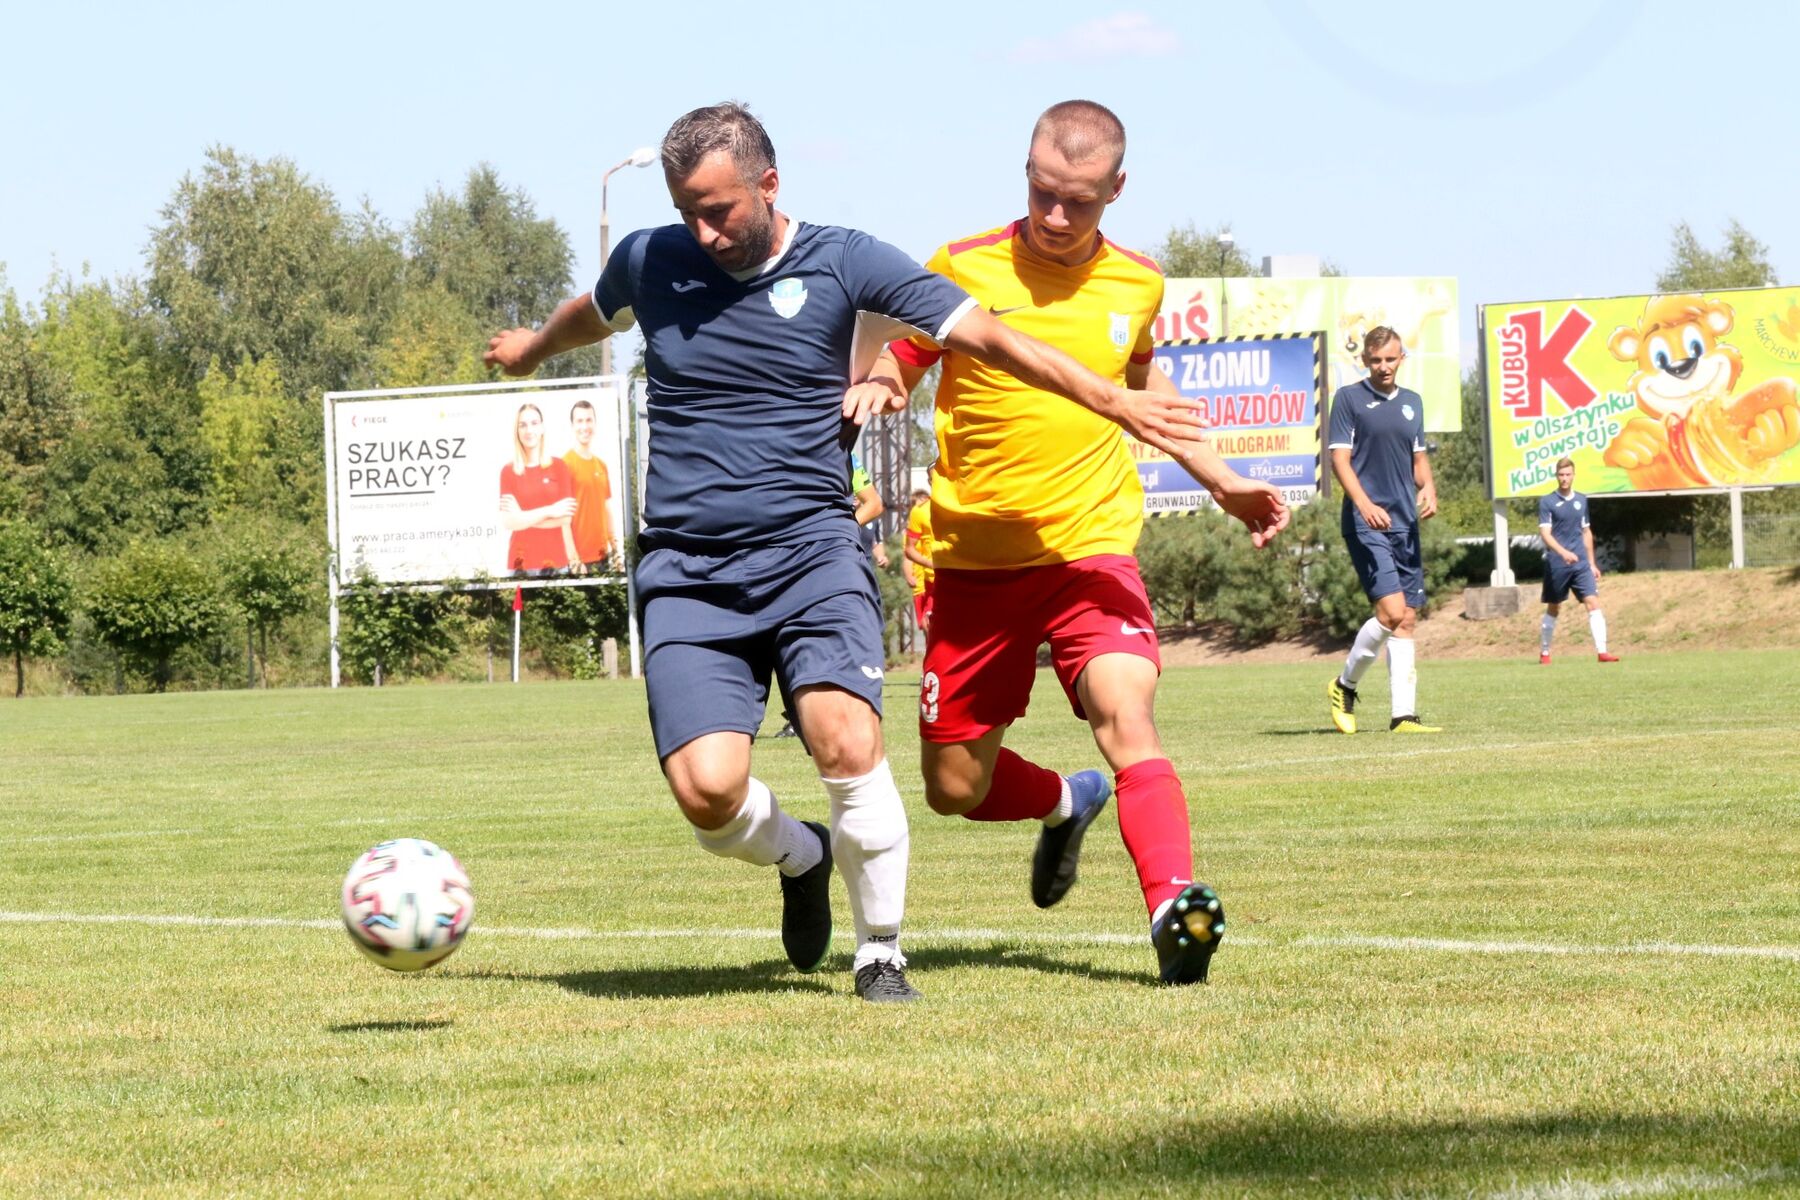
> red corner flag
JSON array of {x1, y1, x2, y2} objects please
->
[{"x1": 513, "y1": 587, "x2": 524, "y2": 613}]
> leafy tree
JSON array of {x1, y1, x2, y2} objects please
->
[
  {"x1": 41, "y1": 422, "x2": 181, "y2": 554},
  {"x1": 1656, "y1": 220, "x2": 1777, "y2": 292},
  {"x1": 338, "y1": 571, "x2": 458, "y2": 685},
  {"x1": 32, "y1": 274, "x2": 208, "y2": 537},
  {"x1": 370, "y1": 284, "x2": 487, "y2": 388},
  {"x1": 0, "y1": 520, "x2": 75, "y2": 696},
  {"x1": 86, "y1": 538, "x2": 224, "y2": 691},
  {"x1": 0, "y1": 286, "x2": 73, "y2": 524},
  {"x1": 210, "y1": 514, "x2": 318, "y2": 686},
  {"x1": 198, "y1": 355, "x2": 285, "y2": 509},
  {"x1": 150, "y1": 147, "x2": 404, "y2": 399},
  {"x1": 1152, "y1": 222, "x2": 1257, "y2": 277},
  {"x1": 407, "y1": 165, "x2": 575, "y2": 332}
]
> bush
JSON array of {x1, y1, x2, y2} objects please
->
[
  {"x1": 1135, "y1": 500, "x2": 1478, "y2": 644},
  {"x1": 338, "y1": 571, "x2": 459, "y2": 685},
  {"x1": 0, "y1": 520, "x2": 75, "y2": 697}
]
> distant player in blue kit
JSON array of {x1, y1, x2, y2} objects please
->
[
  {"x1": 483, "y1": 103, "x2": 1202, "y2": 1002},
  {"x1": 1325, "y1": 327, "x2": 1441, "y2": 734},
  {"x1": 1537, "y1": 456, "x2": 1619, "y2": 664}
]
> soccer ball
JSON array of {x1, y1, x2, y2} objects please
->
[{"x1": 340, "y1": 838, "x2": 474, "y2": 972}]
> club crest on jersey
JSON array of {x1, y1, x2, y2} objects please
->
[
  {"x1": 1402, "y1": 403, "x2": 1415, "y2": 420},
  {"x1": 1109, "y1": 312, "x2": 1131, "y2": 349},
  {"x1": 769, "y1": 278, "x2": 808, "y2": 319}
]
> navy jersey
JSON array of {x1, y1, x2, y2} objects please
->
[
  {"x1": 1328, "y1": 380, "x2": 1427, "y2": 528},
  {"x1": 1538, "y1": 489, "x2": 1591, "y2": 564},
  {"x1": 595, "y1": 219, "x2": 973, "y2": 553}
]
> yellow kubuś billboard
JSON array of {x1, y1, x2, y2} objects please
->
[{"x1": 1482, "y1": 287, "x2": 1800, "y2": 498}]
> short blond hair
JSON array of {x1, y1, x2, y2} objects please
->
[{"x1": 1555, "y1": 456, "x2": 1575, "y2": 471}]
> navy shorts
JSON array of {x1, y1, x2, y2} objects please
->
[
  {"x1": 1342, "y1": 514, "x2": 1426, "y2": 609},
  {"x1": 1542, "y1": 561, "x2": 1597, "y2": 604},
  {"x1": 637, "y1": 538, "x2": 885, "y2": 759}
]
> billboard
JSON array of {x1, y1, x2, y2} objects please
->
[
  {"x1": 325, "y1": 379, "x2": 628, "y2": 587},
  {"x1": 1154, "y1": 276, "x2": 1461, "y2": 431},
  {"x1": 1482, "y1": 287, "x2": 1800, "y2": 498},
  {"x1": 1140, "y1": 333, "x2": 1325, "y2": 512}
]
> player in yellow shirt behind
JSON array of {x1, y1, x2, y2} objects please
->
[
  {"x1": 902, "y1": 487, "x2": 936, "y2": 635},
  {"x1": 875, "y1": 100, "x2": 1287, "y2": 984}
]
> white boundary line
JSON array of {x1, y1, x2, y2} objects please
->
[{"x1": 1, "y1": 911, "x2": 1796, "y2": 962}]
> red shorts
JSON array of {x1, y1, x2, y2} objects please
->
[
  {"x1": 919, "y1": 555, "x2": 1160, "y2": 743},
  {"x1": 912, "y1": 588, "x2": 934, "y2": 628}
]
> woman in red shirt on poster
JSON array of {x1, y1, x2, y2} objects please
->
[{"x1": 498, "y1": 403, "x2": 580, "y2": 575}]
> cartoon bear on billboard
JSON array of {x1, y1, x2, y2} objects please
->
[{"x1": 1603, "y1": 294, "x2": 1800, "y2": 488}]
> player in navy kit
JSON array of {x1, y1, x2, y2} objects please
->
[
  {"x1": 1538, "y1": 457, "x2": 1618, "y2": 664},
  {"x1": 1325, "y1": 327, "x2": 1441, "y2": 734},
  {"x1": 483, "y1": 103, "x2": 1202, "y2": 1002}
]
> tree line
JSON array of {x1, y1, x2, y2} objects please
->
[{"x1": 0, "y1": 146, "x2": 1786, "y2": 695}]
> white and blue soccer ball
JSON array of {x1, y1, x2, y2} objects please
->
[{"x1": 340, "y1": 838, "x2": 474, "y2": 972}]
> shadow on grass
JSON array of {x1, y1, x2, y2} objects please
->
[
  {"x1": 899, "y1": 941, "x2": 1155, "y2": 987},
  {"x1": 1259, "y1": 727, "x2": 1344, "y2": 737},
  {"x1": 327, "y1": 1018, "x2": 454, "y2": 1033},
  {"x1": 459, "y1": 939, "x2": 1161, "y2": 1000},
  {"x1": 469, "y1": 958, "x2": 837, "y2": 1000},
  {"x1": 834, "y1": 1110, "x2": 1798, "y2": 1192}
]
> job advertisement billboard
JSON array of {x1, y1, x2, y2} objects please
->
[
  {"x1": 325, "y1": 379, "x2": 627, "y2": 587},
  {"x1": 1139, "y1": 333, "x2": 1325, "y2": 512},
  {"x1": 1482, "y1": 287, "x2": 1800, "y2": 498}
]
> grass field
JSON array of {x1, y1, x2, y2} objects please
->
[{"x1": 2, "y1": 651, "x2": 1797, "y2": 1198}]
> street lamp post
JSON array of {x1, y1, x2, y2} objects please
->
[
  {"x1": 1217, "y1": 229, "x2": 1235, "y2": 339},
  {"x1": 599, "y1": 147, "x2": 658, "y2": 377}
]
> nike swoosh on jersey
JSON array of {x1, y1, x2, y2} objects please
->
[
  {"x1": 672, "y1": 280, "x2": 707, "y2": 293},
  {"x1": 1120, "y1": 621, "x2": 1155, "y2": 636},
  {"x1": 988, "y1": 303, "x2": 1029, "y2": 316}
]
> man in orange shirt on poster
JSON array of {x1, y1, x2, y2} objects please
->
[
  {"x1": 873, "y1": 100, "x2": 1287, "y2": 984},
  {"x1": 564, "y1": 398, "x2": 618, "y2": 573}
]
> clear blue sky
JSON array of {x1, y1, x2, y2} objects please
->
[{"x1": 5, "y1": 0, "x2": 1796, "y2": 365}]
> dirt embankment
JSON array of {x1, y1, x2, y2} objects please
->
[{"x1": 1155, "y1": 566, "x2": 1800, "y2": 667}]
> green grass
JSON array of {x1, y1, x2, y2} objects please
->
[{"x1": 2, "y1": 651, "x2": 1797, "y2": 1198}]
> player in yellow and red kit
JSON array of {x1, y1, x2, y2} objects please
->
[{"x1": 873, "y1": 101, "x2": 1288, "y2": 983}]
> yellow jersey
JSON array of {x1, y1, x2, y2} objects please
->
[
  {"x1": 904, "y1": 501, "x2": 934, "y2": 595},
  {"x1": 894, "y1": 221, "x2": 1163, "y2": 569}
]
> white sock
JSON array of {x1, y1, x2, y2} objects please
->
[
  {"x1": 1341, "y1": 618, "x2": 1393, "y2": 687},
  {"x1": 820, "y1": 759, "x2": 909, "y2": 969},
  {"x1": 1387, "y1": 637, "x2": 1418, "y2": 718},
  {"x1": 1540, "y1": 615, "x2": 1557, "y2": 655},
  {"x1": 1589, "y1": 609, "x2": 1608, "y2": 654},
  {"x1": 1041, "y1": 775, "x2": 1074, "y2": 828},
  {"x1": 691, "y1": 778, "x2": 821, "y2": 877}
]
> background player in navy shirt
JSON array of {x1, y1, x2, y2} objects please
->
[
  {"x1": 1538, "y1": 456, "x2": 1619, "y2": 664},
  {"x1": 483, "y1": 102, "x2": 1202, "y2": 1003},
  {"x1": 1325, "y1": 327, "x2": 1441, "y2": 734}
]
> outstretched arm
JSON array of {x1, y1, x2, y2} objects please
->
[
  {"x1": 940, "y1": 308, "x2": 1202, "y2": 455},
  {"x1": 485, "y1": 295, "x2": 611, "y2": 377},
  {"x1": 1133, "y1": 359, "x2": 1288, "y2": 547}
]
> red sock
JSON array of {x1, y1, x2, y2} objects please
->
[
  {"x1": 963, "y1": 748, "x2": 1062, "y2": 822},
  {"x1": 1115, "y1": 758, "x2": 1194, "y2": 917}
]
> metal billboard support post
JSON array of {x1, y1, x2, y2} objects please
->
[
  {"x1": 511, "y1": 587, "x2": 522, "y2": 683},
  {"x1": 328, "y1": 557, "x2": 342, "y2": 689},
  {"x1": 1730, "y1": 487, "x2": 1745, "y2": 569}
]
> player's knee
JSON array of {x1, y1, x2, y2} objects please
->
[
  {"x1": 808, "y1": 723, "x2": 882, "y2": 779},
  {"x1": 1395, "y1": 608, "x2": 1419, "y2": 635},
  {"x1": 665, "y1": 764, "x2": 748, "y2": 831},
  {"x1": 1090, "y1": 709, "x2": 1161, "y2": 767},
  {"x1": 922, "y1": 767, "x2": 985, "y2": 817}
]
